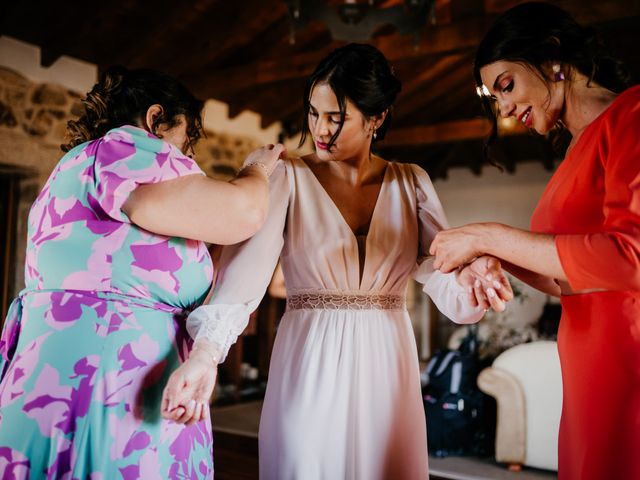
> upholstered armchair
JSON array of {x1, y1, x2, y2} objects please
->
[{"x1": 477, "y1": 341, "x2": 562, "y2": 472}]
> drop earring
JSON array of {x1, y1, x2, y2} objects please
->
[
  {"x1": 373, "y1": 130, "x2": 377, "y2": 140},
  {"x1": 552, "y1": 64, "x2": 565, "y2": 82}
]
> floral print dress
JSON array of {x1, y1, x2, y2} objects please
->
[{"x1": 0, "y1": 126, "x2": 214, "y2": 479}]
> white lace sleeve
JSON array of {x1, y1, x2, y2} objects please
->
[
  {"x1": 415, "y1": 257, "x2": 484, "y2": 324},
  {"x1": 186, "y1": 303, "x2": 255, "y2": 361},
  {"x1": 411, "y1": 164, "x2": 484, "y2": 324},
  {"x1": 185, "y1": 161, "x2": 290, "y2": 361}
]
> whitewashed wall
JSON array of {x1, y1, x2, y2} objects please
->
[
  {"x1": 413, "y1": 163, "x2": 558, "y2": 359},
  {"x1": 434, "y1": 163, "x2": 555, "y2": 229}
]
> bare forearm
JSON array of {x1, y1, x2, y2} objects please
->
[
  {"x1": 229, "y1": 164, "x2": 270, "y2": 208},
  {"x1": 478, "y1": 223, "x2": 567, "y2": 283},
  {"x1": 500, "y1": 260, "x2": 561, "y2": 297},
  {"x1": 125, "y1": 168, "x2": 269, "y2": 244}
]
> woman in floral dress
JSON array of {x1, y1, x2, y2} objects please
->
[{"x1": 0, "y1": 66, "x2": 283, "y2": 479}]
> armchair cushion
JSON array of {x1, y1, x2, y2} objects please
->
[{"x1": 478, "y1": 341, "x2": 562, "y2": 471}]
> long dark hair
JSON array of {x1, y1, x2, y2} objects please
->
[
  {"x1": 299, "y1": 43, "x2": 401, "y2": 150},
  {"x1": 473, "y1": 1, "x2": 630, "y2": 157},
  {"x1": 63, "y1": 66, "x2": 204, "y2": 152}
]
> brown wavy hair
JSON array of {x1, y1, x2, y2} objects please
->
[{"x1": 62, "y1": 66, "x2": 204, "y2": 152}]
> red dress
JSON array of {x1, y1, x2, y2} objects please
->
[{"x1": 531, "y1": 85, "x2": 640, "y2": 479}]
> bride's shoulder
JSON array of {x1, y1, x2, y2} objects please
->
[
  {"x1": 382, "y1": 160, "x2": 429, "y2": 181},
  {"x1": 281, "y1": 154, "x2": 310, "y2": 168}
]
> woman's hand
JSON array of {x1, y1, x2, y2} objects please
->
[
  {"x1": 161, "y1": 342, "x2": 221, "y2": 425},
  {"x1": 430, "y1": 223, "x2": 500, "y2": 273},
  {"x1": 456, "y1": 255, "x2": 513, "y2": 312},
  {"x1": 241, "y1": 143, "x2": 287, "y2": 177}
]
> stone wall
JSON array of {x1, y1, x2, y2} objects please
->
[
  {"x1": 0, "y1": 66, "x2": 261, "y2": 179},
  {"x1": 0, "y1": 66, "x2": 80, "y2": 182}
]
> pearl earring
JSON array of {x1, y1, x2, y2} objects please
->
[
  {"x1": 552, "y1": 64, "x2": 565, "y2": 82},
  {"x1": 373, "y1": 130, "x2": 377, "y2": 140}
]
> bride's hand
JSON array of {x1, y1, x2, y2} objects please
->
[
  {"x1": 161, "y1": 342, "x2": 220, "y2": 425},
  {"x1": 456, "y1": 255, "x2": 513, "y2": 312}
]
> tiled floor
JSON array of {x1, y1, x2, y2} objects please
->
[{"x1": 211, "y1": 401, "x2": 558, "y2": 480}]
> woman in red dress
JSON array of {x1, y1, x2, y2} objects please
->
[{"x1": 429, "y1": 3, "x2": 639, "y2": 479}]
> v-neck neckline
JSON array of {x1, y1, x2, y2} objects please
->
[{"x1": 300, "y1": 158, "x2": 390, "y2": 288}]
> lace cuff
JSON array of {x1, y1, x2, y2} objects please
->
[
  {"x1": 415, "y1": 257, "x2": 485, "y2": 324},
  {"x1": 186, "y1": 303, "x2": 253, "y2": 362}
]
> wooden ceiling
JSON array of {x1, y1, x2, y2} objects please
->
[{"x1": 2, "y1": 0, "x2": 639, "y2": 178}]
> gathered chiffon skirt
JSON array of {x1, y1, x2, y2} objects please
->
[{"x1": 258, "y1": 306, "x2": 428, "y2": 480}]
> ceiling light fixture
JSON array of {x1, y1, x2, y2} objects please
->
[{"x1": 284, "y1": 0, "x2": 436, "y2": 44}]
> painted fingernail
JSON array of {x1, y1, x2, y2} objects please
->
[
  {"x1": 474, "y1": 279, "x2": 481, "y2": 288},
  {"x1": 485, "y1": 274, "x2": 493, "y2": 281},
  {"x1": 493, "y1": 280, "x2": 502, "y2": 289},
  {"x1": 487, "y1": 287, "x2": 496, "y2": 298}
]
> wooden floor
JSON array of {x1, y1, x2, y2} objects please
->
[
  {"x1": 212, "y1": 402, "x2": 260, "y2": 480},
  {"x1": 211, "y1": 401, "x2": 557, "y2": 480},
  {"x1": 212, "y1": 431, "x2": 259, "y2": 480}
]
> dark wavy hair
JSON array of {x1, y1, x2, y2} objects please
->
[
  {"x1": 299, "y1": 43, "x2": 402, "y2": 150},
  {"x1": 62, "y1": 66, "x2": 204, "y2": 152},
  {"x1": 473, "y1": 1, "x2": 630, "y2": 158}
]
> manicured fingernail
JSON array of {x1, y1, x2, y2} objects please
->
[
  {"x1": 485, "y1": 274, "x2": 493, "y2": 281},
  {"x1": 474, "y1": 279, "x2": 481, "y2": 288},
  {"x1": 487, "y1": 287, "x2": 496, "y2": 298},
  {"x1": 493, "y1": 280, "x2": 502, "y2": 289}
]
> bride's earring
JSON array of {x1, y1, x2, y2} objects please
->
[{"x1": 552, "y1": 64, "x2": 565, "y2": 82}]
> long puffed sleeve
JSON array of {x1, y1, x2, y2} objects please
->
[
  {"x1": 410, "y1": 164, "x2": 484, "y2": 324},
  {"x1": 186, "y1": 161, "x2": 290, "y2": 361},
  {"x1": 555, "y1": 90, "x2": 640, "y2": 291}
]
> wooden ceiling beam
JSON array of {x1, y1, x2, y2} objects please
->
[
  {"x1": 484, "y1": 0, "x2": 640, "y2": 25},
  {"x1": 122, "y1": 0, "x2": 223, "y2": 68},
  {"x1": 186, "y1": 16, "x2": 492, "y2": 97},
  {"x1": 174, "y1": 1, "x2": 290, "y2": 77},
  {"x1": 398, "y1": 52, "x2": 473, "y2": 100},
  {"x1": 450, "y1": 0, "x2": 486, "y2": 21},
  {"x1": 382, "y1": 117, "x2": 527, "y2": 146},
  {"x1": 186, "y1": 0, "x2": 638, "y2": 99},
  {"x1": 393, "y1": 63, "x2": 473, "y2": 122}
]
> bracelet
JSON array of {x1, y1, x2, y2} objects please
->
[
  {"x1": 241, "y1": 161, "x2": 271, "y2": 178},
  {"x1": 191, "y1": 346, "x2": 221, "y2": 366}
]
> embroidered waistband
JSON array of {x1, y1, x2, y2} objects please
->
[{"x1": 286, "y1": 292, "x2": 405, "y2": 311}]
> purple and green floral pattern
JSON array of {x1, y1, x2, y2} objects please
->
[{"x1": 0, "y1": 126, "x2": 214, "y2": 479}]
